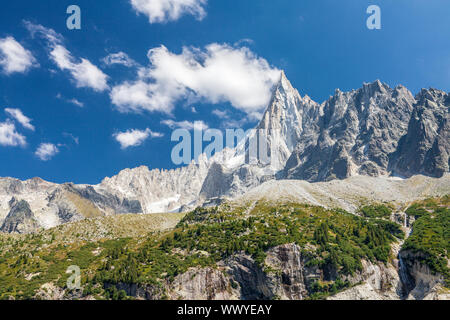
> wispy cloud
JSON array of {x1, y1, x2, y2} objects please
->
[
  {"x1": 211, "y1": 109, "x2": 229, "y2": 119},
  {"x1": 102, "y1": 52, "x2": 137, "y2": 68},
  {"x1": 5, "y1": 108, "x2": 35, "y2": 131},
  {"x1": 113, "y1": 128, "x2": 163, "y2": 149},
  {"x1": 161, "y1": 119, "x2": 208, "y2": 130},
  {"x1": 0, "y1": 36, "x2": 37, "y2": 75},
  {"x1": 0, "y1": 121, "x2": 26, "y2": 147},
  {"x1": 63, "y1": 132, "x2": 79, "y2": 145},
  {"x1": 56, "y1": 93, "x2": 84, "y2": 108},
  {"x1": 130, "y1": 0, "x2": 207, "y2": 24},
  {"x1": 110, "y1": 43, "x2": 279, "y2": 118},
  {"x1": 68, "y1": 98, "x2": 84, "y2": 108},
  {"x1": 25, "y1": 21, "x2": 109, "y2": 92},
  {"x1": 35, "y1": 143, "x2": 59, "y2": 161}
]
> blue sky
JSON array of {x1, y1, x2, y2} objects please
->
[{"x1": 0, "y1": 0, "x2": 449, "y2": 184}]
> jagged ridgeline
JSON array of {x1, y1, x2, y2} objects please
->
[
  {"x1": 1, "y1": 73, "x2": 449, "y2": 233},
  {"x1": 0, "y1": 197, "x2": 448, "y2": 300}
]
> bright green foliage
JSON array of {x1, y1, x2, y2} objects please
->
[
  {"x1": 402, "y1": 199, "x2": 450, "y2": 287},
  {"x1": 0, "y1": 200, "x2": 410, "y2": 300},
  {"x1": 360, "y1": 204, "x2": 392, "y2": 219}
]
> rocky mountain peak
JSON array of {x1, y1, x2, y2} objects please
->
[
  {"x1": 362, "y1": 79, "x2": 388, "y2": 94},
  {"x1": 254, "y1": 71, "x2": 321, "y2": 171},
  {"x1": 415, "y1": 88, "x2": 448, "y2": 106},
  {"x1": 0, "y1": 198, "x2": 39, "y2": 234},
  {"x1": 278, "y1": 70, "x2": 295, "y2": 93}
]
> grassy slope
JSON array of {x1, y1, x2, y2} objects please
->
[
  {"x1": 0, "y1": 196, "x2": 447, "y2": 300},
  {"x1": 0, "y1": 212, "x2": 185, "y2": 299},
  {"x1": 0, "y1": 201, "x2": 405, "y2": 300},
  {"x1": 64, "y1": 191, "x2": 104, "y2": 219}
]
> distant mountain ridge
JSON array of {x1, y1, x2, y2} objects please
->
[{"x1": 0, "y1": 72, "x2": 449, "y2": 233}]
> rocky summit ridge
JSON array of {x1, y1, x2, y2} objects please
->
[{"x1": 0, "y1": 72, "x2": 449, "y2": 233}]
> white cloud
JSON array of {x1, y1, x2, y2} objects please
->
[
  {"x1": 25, "y1": 21, "x2": 108, "y2": 92},
  {"x1": 130, "y1": 0, "x2": 207, "y2": 24},
  {"x1": 161, "y1": 119, "x2": 208, "y2": 130},
  {"x1": 56, "y1": 93, "x2": 84, "y2": 107},
  {"x1": 113, "y1": 128, "x2": 163, "y2": 149},
  {"x1": 211, "y1": 109, "x2": 228, "y2": 118},
  {"x1": 50, "y1": 45, "x2": 109, "y2": 91},
  {"x1": 110, "y1": 44, "x2": 280, "y2": 117},
  {"x1": 68, "y1": 98, "x2": 84, "y2": 108},
  {"x1": 102, "y1": 52, "x2": 137, "y2": 67},
  {"x1": 35, "y1": 143, "x2": 59, "y2": 161},
  {"x1": 24, "y1": 21, "x2": 63, "y2": 45},
  {"x1": 0, "y1": 36, "x2": 37, "y2": 75},
  {"x1": 4, "y1": 108, "x2": 35, "y2": 131},
  {"x1": 0, "y1": 121, "x2": 26, "y2": 147}
]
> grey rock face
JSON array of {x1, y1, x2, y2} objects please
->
[
  {"x1": 99, "y1": 161, "x2": 210, "y2": 214},
  {"x1": 0, "y1": 198, "x2": 39, "y2": 234},
  {"x1": 399, "y1": 249, "x2": 446, "y2": 300},
  {"x1": 67, "y1": 184, "x2": 143, "y2": 214},
  {"x1": 199, "y1": 163, "x2": 234, "y2": 199},
  {"x1": 111, "y1": 243, "x2": 403, "y2": 300},
  {"x1": 284, "y1": 81, "x2": 417, "y2": 181},
  {"x1": 390, "y1": 89, "x2": 450, "y2": 178},
  {"x1": 223, "y1": 244, "x2": 321, "y2": 300},
  {"x1": 199, "y1": 163, "x2": 274, "y2": 201},
  {"x1": 256, "y1": 71, "x2": 322, "y2": 171}
]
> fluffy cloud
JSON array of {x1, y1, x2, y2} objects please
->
[
  {"x1": 25, "y1": 21, "x2": 108, "y2": 92},
  {"x1": 35, "y1": 143, "x2": 59, "y2": 161},
  {"x1": 130, "y1": 0, "x2": 207, "y2": 24},
  {"x1": 4, "y1": 108, "x2": 35, "y2": 130},
  {"x1": 0, "y1": 36, "x2": 37, "y2": 75},
  {"x1": 0, "y1": 121, "x2": 26, "y2": 147},
  {"x1": 102, "y1": 52, "x2": 137, "y2": 67},
  {"x1": 50, "y1": 45, "x2": 109, "y2": 91},
  {"x1": 161, "y1": 119, "x2": 208, "y2": 130},
  {"x1": 114, "y1": 128, "x2": 163, "y2": 149},
  {"x1": 110, "y1": 44, "x2": 280, "y2": 117}
]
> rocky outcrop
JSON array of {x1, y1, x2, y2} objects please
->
[
  {"x1": 168, "y1": 267, "x2": 239, "y2": 300},
  {"x1": 399, "y1": 250, "x2": 447, "y2": 300},
  {"x1": 224, "y1": 253, "x2": 276, "y2": 300},
  {"x1": 328, "y1": 259, "x2": 402, "y2": 300},
  {"x1": 0, "y1": 198, "x2": 40, "y2": 234},
  {"x1": 120, "y1": 243, "x2": 406, "y2": 301}
]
